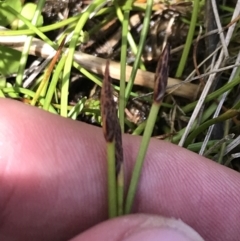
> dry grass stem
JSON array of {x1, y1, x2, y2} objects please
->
[
  {"x1": 211, "y1": 0, "x2": 229, "y2": 58},
  {"x1": 199, "y1": 51, "x2": 240, "y2": 155},
  {"x1": 178, "y1": 1, "x2": 240, "y2": 147},
  {"x1": 0, "y1": 36, "x2": 199, "y2": 100}
]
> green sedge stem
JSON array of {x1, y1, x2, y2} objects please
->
[
  {"x1": 117, "y1": 163, "x2": 124, "y2": 216},
  {"x1": 2, "y1": 87, "x2": 57, "y2": 113},
  {"x1": 173, "y1": 76, "x2": 240, "y2": 143},
  {"x1": 182, "y1": 76, "x2": 240, "y2": 113},
  {"x1": 1, "y1": 3, "x2": 56, "y2": 48},
  {"x1": 0, "y1": 6, "x2": 112, "y2": 37},
  {"x1": 124, "y1": 0, "x2": 153, "y2": 104},
  {"x1": 187, "y1": 139, "x2": 231, "y2": 152},
  {"x1": 132, "y1": 121, "x2": 146, "y2": 135},
  {"x1": 16, "y1": 0, "x2": 46, "y2": 86},
  {"x1": 88, "y1": 12, "x2": 115, "y2": 36},
  {"x1": 217, "y1": 119, "x2": 230, "y2": 164},
  {"x1": 115, "y1": 6, "x2": 146, "y2": 71},
  {"x1": 61, "y1": 0, "x2": 105, "y2": 117},
  {"x1": 125, "y1": 102, "x2": 160, "y2": 214},
  {"x1": 116, "y1": 2, "x2": 131, "y2": 132},
  {"x1": 0, "y1": 15, "x2": 79, "y2": 36},
  {"x1": 184, "y1": 110, "x2": 239, "y2": 147},
  {"x1": 107, "y1": 141, "x2": 117, "y2": 218},
  {"x1": 44, "y1": 53, "x2": 67, "y2": 111},
  {"x1": 175, "y1": 0, "x2": 200, "y2": 78}
]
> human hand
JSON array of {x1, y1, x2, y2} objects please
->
[{"x1": 0, "y1": 99, "x2": 239, "y2": 241}]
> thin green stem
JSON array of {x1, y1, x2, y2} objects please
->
[
  {"x1": 43, "y1": 53, "x2": 67, "y2": 111},
  {"x1": 116, "y1": 1, "x2": 132, "y2": 132},
  {"x1": 184, "y1": 110, "x2": 239, "y2": 147},
  {"x1": 182, "y1": 76, "x2": 240, "y2": 113},
  {"x1": 0, "y1": 15, "x2": 79, "y2": 36},
  {"x1": 61, "y1": 0, "x2": 105, "y2": 117},
  {"x1": 217, "y1": 120, "x2": 230, "y2": 164},
  {"x1": 0, "y1": 76, "x2": 5, "y2": 97},
  {"x1": 68, "y1": 97, "x2": 86, "y2": 120},
  {"x1": 125, "y1": 102, "x2": 160, "y2": 214},
  {"x1": 115, "y1": 5, "x2": 146, "y2": 71},
  {"x1": 2, "y1": 87, "x2": 57, "y2": 113},
  {"x1": 124, "y1": 0, "x2": 153, "y2": 104},
  {"x1": 117, "y1": 163, "x2": 124, "y2": 216},
  {"x1": 1, "y1": 3, "x2": 56, "y2": 48},
  {"x1": 73, "y1": 62, "x2": 103, "y2": 86},
  {"x1": 187, "y1": 139, "x2": 231, "y2": 152},
  {"x1": 107, "y1": 141, "x2": 117, "y2": 218},
  {"x1": 132, "y1": 121, "x2": 146, "y2": 135},
  {"x1": 88, "y1": 12, "x2": 115, "y2": 36},
  {"x1": 175, "y1": 0, "x2": 200, "y2": 78},
  {"x1": 15, "y1": 0, "x2": 46, "y2": 86},
  {"x1": 171, "y1": 102, "x2": 218, "y2": 144},
  {"x1": 0, "y1": 6, "x2": 112, "y2": 36}
]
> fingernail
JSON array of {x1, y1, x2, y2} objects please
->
[{"x1": 122, "y1": 216, "x2": 204, "y2": 241}]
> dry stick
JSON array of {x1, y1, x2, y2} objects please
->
[
  {"x1": 0, "y1": 36, "x2": 199, "y2": 100},
  {"x1": 73, "y1": 53, "x2": 196, "y2": 99},
  {"x1": 223, "y1": 135, "x2": 240, "y2": 157},
  {"x1": 211, "y1": 0, "x2": 229, "y2": 58},
  {"x1": 224, "y1": 14, "x2": 240, "y2": 29}
]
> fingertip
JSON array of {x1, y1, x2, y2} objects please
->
[{"x1": 70, "y1": 214, "x2": 204, "y2": 241}]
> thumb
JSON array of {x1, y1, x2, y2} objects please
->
[{"x1": 70, "y1": 214, "x2": 204, "y2": 241}]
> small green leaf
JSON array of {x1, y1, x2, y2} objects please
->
[
  {"x1": 0, "y1": 0, "x2": 22, "y2": 26},
  {"x1": 0, "y1": 46, "x2": 21, "y2": 76},
  {"x1": 11, "y1": 3, "x2": 44, "y2": 30}
]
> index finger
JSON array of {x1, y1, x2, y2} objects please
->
[{"x1": 0, "y1": 98, "x2": 239, "y2": 241}]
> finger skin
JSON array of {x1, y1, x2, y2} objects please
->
[
  {"x1": 70, "y1": 214, "x2": 204, "y2": 241},
  {"x1": 0, "y1": 98, "x2": 239, "y2": 241}
]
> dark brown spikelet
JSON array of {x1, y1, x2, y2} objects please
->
[
  {"x1": 101, "y1": 60, "x2": 116, "y2": 142},
  {"x1": 101, "y1": 60, "x2": 123, "y2": 174},
  {"x1": 114, "y1": 121, "x2": 123, "y2": 174},
  {"x1": 153, "y1": 43, "x2": 170, "y2": 103}
]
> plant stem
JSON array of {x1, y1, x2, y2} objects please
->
[
  {"x1": 117, "y1": 1, "x2": 130, "y2": 132},
  {"x1": 107, "y1": 142, "x2": 117, "y2": 218},
  {"x1": 15, "y1": 0, "x2": 46, "y2": 86},
  {"x1": 182, "y1": 76, "x2": 240, "y2": 113},
  {"x1": 124, "y1": 0, "x2": 153, "y2": 104},
  {"x1": 175, "y1": 0, "x2": 200, "y2": 78},
  {"x1": 61, "y1": 0, "x2": 105, "y2": 117},
  {"x1": 43, "y1": 53, "x2": 67, "y2": 111},
  {"x1": 184, "y1": 110, "x2": 239, "y2": 147},
  {"x1": 117, "y1": 163, "x2": 124, "y2": 216},
  {"x1": 125, "y1": 103, "x2": 160, "y2": 214},
  {"x1": 115, "y1": 6, "x2": 146, "y2": 71}
]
